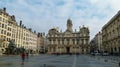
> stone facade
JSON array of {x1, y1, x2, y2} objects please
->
[
  {"x1": 0, "y1": 7, "x2": 37, "y2": 54},
  {"x1": 47, "y1": 19, "x2": 90, "y2": 54},
  {"x1": 37, "y1": 32, "x2": 46, "y2": 53},
  {"x1": 102, "y1": 10, "x2": 120, "y2": 54},
  {"x1": 90, "y1": 32, "x2": 103, "y2": 52},
  {"x1": 0, "y1": 8, "x2": 17, "y2": 53},
  {"x1": 16, "y1": 23, "x2": 37, "y2": 52}
]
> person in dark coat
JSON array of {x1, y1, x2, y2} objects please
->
[{"x1": 21, "y1": 52, "x2": 26, "y2": 64}]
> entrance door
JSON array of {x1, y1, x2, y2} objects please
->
[{"x1": 66, "y1": 47, "x2": 70, "y2": 54}]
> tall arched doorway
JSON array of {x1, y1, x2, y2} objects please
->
[{"x1": 66, "y1": 47, "x2": 70, "y2": 54}]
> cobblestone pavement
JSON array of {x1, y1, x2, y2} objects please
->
[{"x1": 0, "y1": 54, "x2": 119, "y2": 67}]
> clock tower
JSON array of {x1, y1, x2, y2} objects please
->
[{"x1": 66, "y1": 18, "x2": 73, "y2": 32}]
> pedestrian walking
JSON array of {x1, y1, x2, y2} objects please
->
[{"x1": 21, "y1": 52, "x2": 26, "y2": 65}]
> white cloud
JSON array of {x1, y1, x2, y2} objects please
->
[
  {"x1": 0, "y1": 0, "x2": 120, "y2": 39},
  {"x1": 90, "y1": 0, "x2": 99, "y2": 3}
]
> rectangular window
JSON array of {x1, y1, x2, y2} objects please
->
[
  {"x1": 7, "y1": 38, "x2": 9, "y2": 41},
  {"x1": 10, "y1": 28, "x2": 11, "y2": 31},
  {"x1": 7, "y1": 32, "x2": 9, "y2": 36},
  {"x1": 0, "y1": 17, "x2": 2, "y2": 21},
  {"x1": 4, "y1": 30, "x2": 6, "y2": 35},
  {"x1": 9, "y1": 33, "x2": 11, "y2": 36},
  {"x1": 0, "y1": 11, "x2": 2, "y2": 15},
  {"x1": 5, "y1": 25, "x2": 7, "y2": 29},
  {"x1": 3, "y1": 18, "x2": 4, "y2": 22},
  {"x1": 2, "y1": 24, "x2": 4, "y2": 28},
  {"x1": 6, "y1": 20, "x2": 8, "y2": 23},
  {"x1": 8, "y1": 27, "x2": 9, "y2": 30},
  {"x1": 0, "y1": 23, "x2": 1, "y2": 27},
  {"x1": 1, "y1": 30, "x2": 3, "y2": 34}
]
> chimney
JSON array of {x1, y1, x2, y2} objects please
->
[
  {"x1": 37, "y1": 33, "x2": 40, "y2": 37},
  {"x1": 24, "y1": 26, "x2": 26, "y2": 29},
  {"x1": 34, "y1": 31, "x2": 36, "y2": 33},
  {"x1": 12, "y1": 15, "x2": 16, "y2": 21},
  {"x1": 40, "y1": 33, "x2": 42, "y2": 37},
  {"x1": 20, "y1": 20, "x2": 22, "y2": 26},
  {"x1": 29, "y1": 28, "x2": 32, "y2": 32},
  {"x1": 3, "y1": 7, "x2": 6, "y2": 12}
]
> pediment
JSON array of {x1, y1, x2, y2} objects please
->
[{"x1": 64, "y1": 31, "x2": 72, "y2": 37}]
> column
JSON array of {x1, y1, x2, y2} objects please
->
[
  {"x1": 60, "y1": 39, "x2": 62, "y2": 45},
  {"x1": 69, "y1": 39, "x2": 72, "y2": 45},
  {"x1": 75, "y1": 39, "x2": 77, "y2": 45},
  {"x1": 51, "y1": 40, "x2": 53, "y2": 44}
]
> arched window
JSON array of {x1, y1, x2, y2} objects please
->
[{"x1": 67, "y1": 39, "x2": 69, "y2": 45}]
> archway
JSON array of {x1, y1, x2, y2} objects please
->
[{"x1": 66, "y1": 47, "x2": 70, "y2": 54}]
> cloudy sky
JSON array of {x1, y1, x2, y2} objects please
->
[{"x1": 0, "y1": 0, "x2": 120, "y2": 39}]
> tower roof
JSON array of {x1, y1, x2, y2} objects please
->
[{"x1": 67, "y1": 18, "x2": 72, "y2": 25}]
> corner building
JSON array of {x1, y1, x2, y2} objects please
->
[
  {"x1": 0, "y1": 7, "x2": 37, "y2": 53},
  {"x1": 0, "y1": 8, "x2": 17, "y2": 52},
  {"x1": 102, "y1": 10, "x2": 120, "y2": 54},
  {"x1": 16, "y1": 23, "x2": 37, "y2": 52},
  {"x1": 47, "y1": 19, "x2": 90, "y2": 54}
]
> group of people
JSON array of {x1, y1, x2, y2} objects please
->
[{"x1": 21, "y1": 52, "x2": 29, "y2": 64}]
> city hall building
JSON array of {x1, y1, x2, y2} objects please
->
[{"x1": 47, "y1": 19, "x2": 90, "y2": 54}]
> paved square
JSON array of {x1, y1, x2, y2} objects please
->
[{"x1": 0, "y1": 55, "x2": 119, "y2": 67}]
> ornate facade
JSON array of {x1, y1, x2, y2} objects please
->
[{"x1": 47, "y1": 19, "x2": 90, "y2": 54}]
